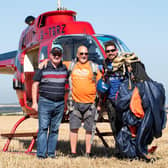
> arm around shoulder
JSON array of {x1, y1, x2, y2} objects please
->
[{"x1": 38, "y1": 59, "x2": 49, "y2": 69}]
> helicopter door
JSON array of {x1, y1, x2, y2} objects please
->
[{"x1": 23, "y1": 47, "x2": 39, "y2": 104}]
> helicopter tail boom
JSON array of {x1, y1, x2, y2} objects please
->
[{"x1": 0, "y1": 50, "x2": 17, "y2": 74}]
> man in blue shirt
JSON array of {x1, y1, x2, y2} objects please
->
[
  {"x1": 32, "y1": 46, "x2": 68, "y2": 159},
  {"x1": 103, "y1": 41, "x2": 125, "y2": 146}
]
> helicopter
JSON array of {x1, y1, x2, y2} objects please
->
[{"x1": 0, "y1": 0, "x2": 131, "y2": 152}]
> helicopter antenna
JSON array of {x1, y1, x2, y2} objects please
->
[
  {"x1": 57, "y1": 0, "x2": 67, "y2": 10},
  {"x1": 57, "y1": 0, "x2": 61, "y2": 9}
]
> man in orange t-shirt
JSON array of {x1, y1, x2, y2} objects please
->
[{"x1": 69, "y1": 45, "x2": 101, "y2": 157}]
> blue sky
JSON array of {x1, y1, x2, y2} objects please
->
[{"x1": 0, "y1": 0, "x2": 168, "y2": 104}]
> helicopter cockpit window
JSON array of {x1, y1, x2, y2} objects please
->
[
  {"x1": 39, "y1": 46, "x2": 48, "y2": 62},
  {"x1": 52, "y1": 35, "x2": 104, "y2": 65},
  {"x1": 95, "y1": 35, "x2": 130, "y2": 53}
]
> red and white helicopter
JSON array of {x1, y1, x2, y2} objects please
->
[{"x1": 0, "y1": 0, "x2": 131, "y2": 153}]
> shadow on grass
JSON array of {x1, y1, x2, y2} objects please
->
[{"x1": 18, "y1": 139, "x2": 116, "y2": 158}]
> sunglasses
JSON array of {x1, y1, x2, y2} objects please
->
[
  {"x1": 52, "y1": 52, "x2": 62, "y2": 57},
  {"x1": 79, "y1": 52, "x2": 88, "y2": 56},
  {"x1": 105, "y1": 49, "x2": 116, "y2": 53}
]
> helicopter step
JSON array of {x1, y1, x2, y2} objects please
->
[
  {"x1": 1, "y1": 131, "x2": 38, "y2": 153},
  {"x1": 0, "y1": 132, "x2": 37, "y2": 139}
]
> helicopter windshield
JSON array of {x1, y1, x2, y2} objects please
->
[
  {"x1": 52, "y1": 35, "x2": 104, "y2": 65},
  {"x1": 95, "y1": 34, "x2": 131, "y2": 53}
]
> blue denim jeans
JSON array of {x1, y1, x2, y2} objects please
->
[{"x1": 37, "y1": 96, "x2": 64, "y2": 158}]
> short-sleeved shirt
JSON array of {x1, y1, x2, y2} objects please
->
[
  {"x1": 71, "y1": 61, "x2": 102, "y2": 103},
  {"x1": 33, "y1": 61, "x2": 68, "y2": 101}
]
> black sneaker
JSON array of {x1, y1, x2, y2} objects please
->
[
  {"x1": 84, "y1": 153, "x2": 95, "y2": 158},
  {"x1": 69, "y1": 153, "x2": 77, "y2": 158},
  {"x1": 37, "y1": 156, "x2": 46, "y2": 160},
  {"x1": 48, "y1": 155, "x2": 57, "y2": 159}
]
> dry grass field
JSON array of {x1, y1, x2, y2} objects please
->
[{"x1": 0, "y1": 115, "x2": 168, "y2": 168}]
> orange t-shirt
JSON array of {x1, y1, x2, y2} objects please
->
[{"x1": 71, "y1": 61, "x2": 101, "y2": 103}]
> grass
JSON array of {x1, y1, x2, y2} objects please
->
[{"x1": 0, "y1": 116, "x2": 168, "y2": 168}]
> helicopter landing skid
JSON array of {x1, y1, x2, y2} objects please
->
[
  {"x1": 1, "y1": 115, "x2": 38, "y2": 153},
  {"x1": 1, "y1": 115, "x2": 113, "y2": 153}
]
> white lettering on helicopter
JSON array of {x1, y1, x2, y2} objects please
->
[
  {"x1": 21, "y1": 24, "x2": 66, "y2": 49},
  {"x1": 40, "y1": 24, "x2": 66, "y2": 40}
]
